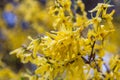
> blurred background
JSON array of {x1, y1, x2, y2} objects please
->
[{"x1": 0, "y1": 0, "x2": 119, "y2": 79}]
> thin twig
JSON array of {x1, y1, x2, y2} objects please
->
[{"x1": 89, "y1": 41, "x2": 96, "y2": 62}]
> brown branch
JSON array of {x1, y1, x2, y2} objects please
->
[
  {"x1": 103, "y1": 63, "x2": 110, "y2": 73},
  {"x1": 89, "y1": 41, "x2": 96, "y2": 62}
]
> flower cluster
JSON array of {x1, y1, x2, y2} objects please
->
[{"x1": 11, "y1": 0, "x2": 119, "y2": 80}]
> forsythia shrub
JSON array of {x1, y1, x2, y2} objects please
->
[{"x1": 11, "y1": 0, "x2": 120, "y2": 80}]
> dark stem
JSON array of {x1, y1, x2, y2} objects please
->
[
  {"x1": 103, "y1": 63, "x2": 110, "y2": 73},
  {"x1": 89, "y1": 41, "x2": 96, "y2": 62}
]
